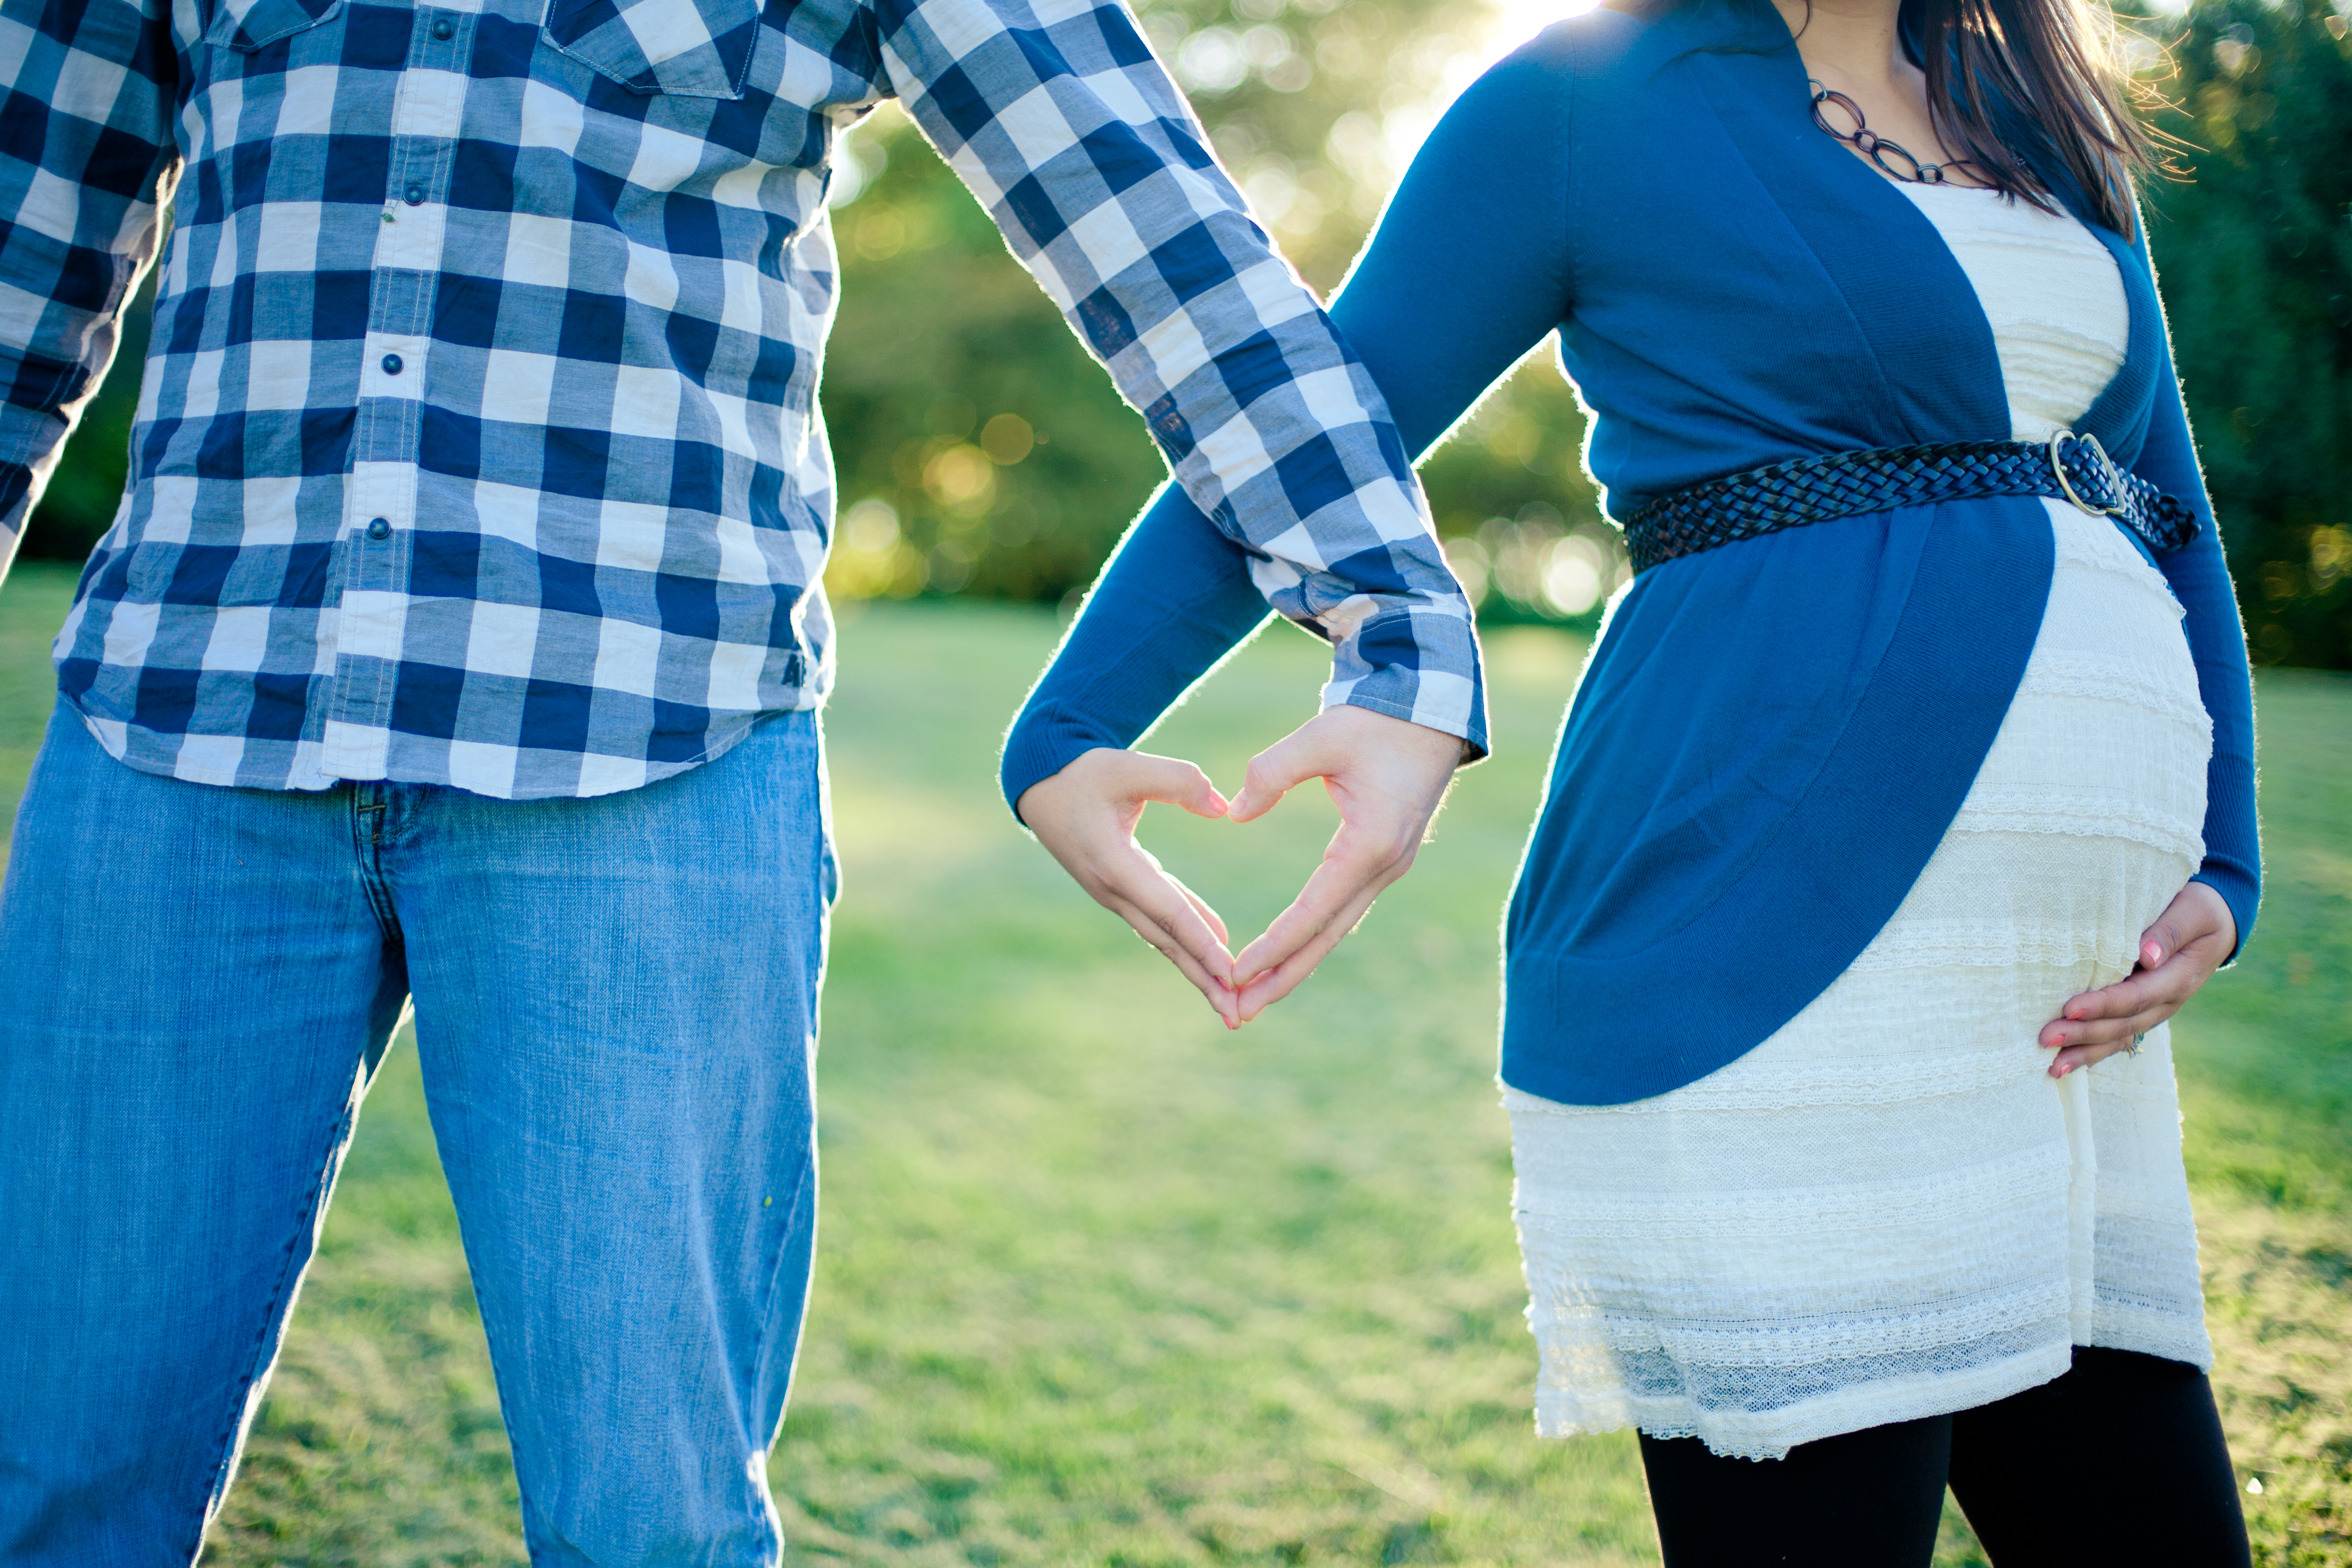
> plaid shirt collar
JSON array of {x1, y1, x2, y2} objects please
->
[{"x1": 1, "y1": 0, "x2": 1487, "y2": 797}]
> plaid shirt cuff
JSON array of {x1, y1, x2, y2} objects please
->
[
  {"x1": 0, "y1": 460, "x2": 34, "y2": 551},
  {"x1": 1322, "y1": 604, "x2": 1488, "y2": 758}
]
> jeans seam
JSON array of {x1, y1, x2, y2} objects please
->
[
  {"x1": 733, "y1": 724, "x2": 826, "y2": 1564},
  {"x1": 458, "y1": 1239, "x2": 551, "y2": 1562},
  {"x1": 750, "y1": 729, "x2": 829, "y2": 1437},
  {"x1": 743, "y1": 1148, "x2": 815, "y2": 1559},
  {"x1": 186, "y1": 1094, "x2": 359, "y2": 1560},
  {"x1": 746, "y1": 1147, "x2": 816, "y2": 1385}
]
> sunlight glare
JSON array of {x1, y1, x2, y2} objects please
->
[
  {"x1": 1373, "y1": 0, "x2": 1599, "y2": 177},
  {"x1": 1474, "y1": 0, "x2": 1602, "y2": 66},
  {"x1": 1382, "y1": 0, "x2": 1600, "y2": 174}
]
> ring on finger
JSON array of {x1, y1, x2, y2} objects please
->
[{"x1": 2127, "y1": 1031, "x2": 2146, "y2": 1056}]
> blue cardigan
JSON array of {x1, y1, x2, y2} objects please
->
[{"x1": 1002, "y1": 0, "x2": 2260, "y2": 1105}]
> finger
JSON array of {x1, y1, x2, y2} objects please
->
[
  {"x1": 1125, "y1": 753, "x2": 1231, "y2": 820},
  {"x1": 1235, "y1": 877, "x2": 1387, "y2": 1019},
  {"x1": 2049, "y1": 1006, "x2": 2172, "y2": 1077},
  {"x1": 2042, "y1": 934, "x2": 2229, "y2": 1046},
  {"x1": 1085, "y1": 844, "x2": 1236, "y2": 988},
  {"x1": 1230, "y1": 828, "x2": 1403, "y2": 986},
  {"x1": 1097, "y1": 886, "x2": 1239, "y2": 1024},
  {"x1": 2131, "y1": 881, "x2": 2235, "y2": 972},
  {"x1": 2136, "y1": 906, "x2": 2212, "y2": 973},
  {"x1": 2043, "y1": 998, "x2": 2179, "y2": 1054},
  {"x1": 1231, "y1": 815, "x2": 1417, "y2": 992},
  {"x1": 1109, "y1": 880, "x2": 1237, "y2": 998},
  {"x1": 2043, "y1": 970, "x2": 2178, "y2": 1041},
  {"x1": 1168, "y1": 876, "x2": 1230, "y2": 947},
  {"x1": 1226, "y1": 728, "x2": 1336, "y2": 824}
]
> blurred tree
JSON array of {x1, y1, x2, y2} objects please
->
[
  {"x1": 2142, "y1": 0, "x2": 2352, "y2": 669},
  {"x1": 815, "y1": 0, "x2": 1613, "y2": 625},
  {"x1": 814, "y1": 117, "x2": 1170, "y2": 607}
]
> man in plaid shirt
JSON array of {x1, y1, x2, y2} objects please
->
[{"x1": 0, "y1": 0, "x2": 1485, "y2": 1550}]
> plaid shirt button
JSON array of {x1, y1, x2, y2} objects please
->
[{"x1": 5, "y1": 0, "x2": 1488, "y2": 797}]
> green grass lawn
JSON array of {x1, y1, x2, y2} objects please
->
[{"x1": 1, "y1": 561, "x2": 2346, "y2": 1566}]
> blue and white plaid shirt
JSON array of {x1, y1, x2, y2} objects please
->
[{"x1": 0, "y1": 0, "x2": 1485, "y2": 797}]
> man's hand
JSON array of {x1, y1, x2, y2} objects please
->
[
  {"x1": 2039, "y1": 880, "x2": 2237, "y2": 1077},
  {"x1": 1019, "y1": 749, "x2": 1241, "y2": 1026},
  {"x1": 1226, "y1": 706, "x2": 1465, "y2": 1021}
]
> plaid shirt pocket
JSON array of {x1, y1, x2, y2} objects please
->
[
  {"x1": 205, "y1": 0, "x2": 344, "y2": 51},
  {"x1": 543, "y1": 0, "x2": 766, "y2": 97}
]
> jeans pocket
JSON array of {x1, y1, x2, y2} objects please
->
[
  {"x1": 205, "y1": 0, "x2": 343, "y2": 52},
  {"x1": 542, "y1": 0, "x2": 764, "y2": 99}
]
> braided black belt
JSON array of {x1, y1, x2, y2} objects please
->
[{"x1": 1620, "y1": 431, "x2": 2202, "y2": 576}]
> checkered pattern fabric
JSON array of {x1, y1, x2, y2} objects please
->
[{"x1": 0, "y1": 0, "x2": 1485, "y2": 798}]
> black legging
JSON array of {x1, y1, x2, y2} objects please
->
[{"x1": 1637, "y1": 1348, "x2": 2252, "y2": 1566}]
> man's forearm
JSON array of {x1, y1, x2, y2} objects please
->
[{"x1": 876, "y1": 0, "x2": 1485, "y2": 753}]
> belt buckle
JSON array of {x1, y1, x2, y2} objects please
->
[{"x1": 2048, "y1": 430, "x2": 2125, "y2": 517}]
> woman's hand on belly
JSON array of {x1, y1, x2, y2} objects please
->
[{"x1": 2039, "y1": 880, "x2": 2239, "y2": 1077}]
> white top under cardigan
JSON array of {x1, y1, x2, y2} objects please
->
[
  {"x1": 1503, "y1": 183, "x2": 2216, "y2": 1459},
  {"x1": 1902, "y1": 182, "x2": 2129, "y2": 442}
]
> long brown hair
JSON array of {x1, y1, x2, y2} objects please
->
[{"x1": 1902, "y1": 0, "x2": 2159, "y2": 237}]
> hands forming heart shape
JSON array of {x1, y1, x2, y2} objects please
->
[{"x1": 1018, "y1": 706, "x2": 1468, "y2": 1027}]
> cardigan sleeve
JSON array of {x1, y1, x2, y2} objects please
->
[
  {"x1": 2130, "y1": 241, "x2": 2260, "y2": 960},
  {"x1": 999, "y1": 29, "x2": 1579, "y2": 820}
]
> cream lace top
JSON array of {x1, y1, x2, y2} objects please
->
[{"x1": 1899, "y1": 181, "x2": 2128, "y2": 440}]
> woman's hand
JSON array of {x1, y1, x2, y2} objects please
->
[
  {"x1": 2039, "y1": 880, "x2": 2237, "y2": 1078},
  {"x1": 1018, "y1": 748, "x2": 1241, "y2": 1027}
]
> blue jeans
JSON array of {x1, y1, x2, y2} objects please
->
[{"x1": 0, "y1": 702, "x2": 836, "y2": 1566}]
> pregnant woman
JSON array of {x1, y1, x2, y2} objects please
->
[{"x1": 1002, "y1": 0, "x2": 2260, "y2": 1559}]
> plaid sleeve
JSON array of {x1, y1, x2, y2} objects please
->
[
  {"x1": 0, "y1": 0, "x2": 179, "y2": 577},
  {"x1": 872, "y1": 0, "x2": 1486, "y2": 753}
]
